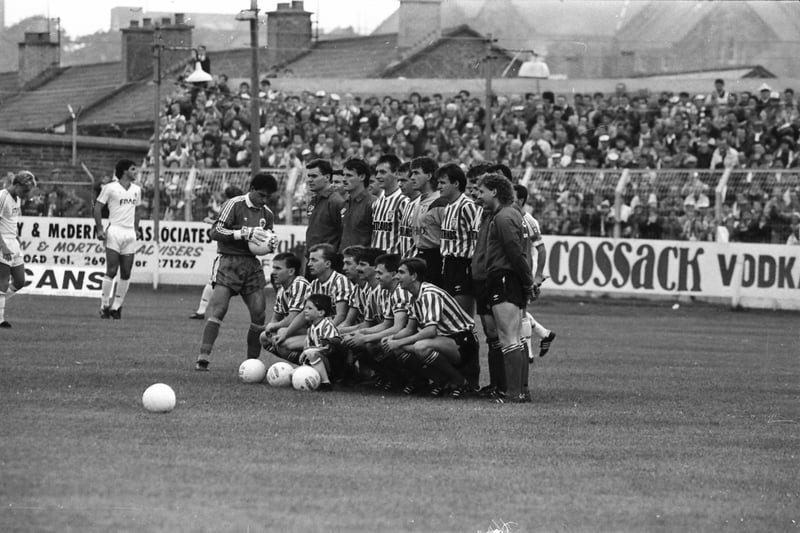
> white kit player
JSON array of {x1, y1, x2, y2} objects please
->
[
  {"x1": 0, "y1": 171, "x2": 36, "y2": 328},
  {"x1": 93, "y1": 159, "x2": 142, "y2": 319}
]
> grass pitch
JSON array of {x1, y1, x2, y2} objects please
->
[{"x1": 1, "y1": 287, "x2": 798, "y2": 532}]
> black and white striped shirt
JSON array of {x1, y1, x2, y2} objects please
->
[
  {"x1": 371, "y1": 188, "x2": 409, "y2": 254},
  {"x1": 274, "y1": 276, "x2": 311, "y2": 316},
  {"x1": 410, "y1": 282, "x2": 475, "y2": 336},
  {"x1": 440, "y1": 194, "x2": 479, "y2": 258}
]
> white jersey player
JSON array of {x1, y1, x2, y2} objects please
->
[
  {"x1": 93, "y1": 159, "x2": 142, "y2": 319},
  {"x1": 0, "y1": 171, "x2": 36, "y2": 328}
]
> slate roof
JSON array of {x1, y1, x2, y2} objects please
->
[
  {"x1": 0, "y1": 62, "x2": 123, "y2": 132},
  {"x1": 275, "y1": 34, "x2": 401, "y2": 78}
]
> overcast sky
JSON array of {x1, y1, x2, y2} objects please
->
[{"x1": 5, "y1": 0, "x2": 399, "y2": 36}]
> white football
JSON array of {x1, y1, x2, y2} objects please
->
[
  {"x1": 266, "y1": 361, "x2": 295, "y2": 387},
  {"x1": 292, "y1": 365, "x2": 321, "y2": 391},
  {"x1": 142, "y1": 383, "x2": 176, "y2": 413},
  {"x1": 239, "y1": 359, "x2": 267, "y2": 383},
  {"x1": 248, "y1": 228, "x2": 277, "y2": 256}
]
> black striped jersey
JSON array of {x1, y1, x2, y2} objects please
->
[
  {"x1": 370, "y1": 188, "x2": 409, "y2": 253},
  {"x1": 380, "y1": 284, "x2": 413, "y2": 321},
  {"x1": 409, "y1": 282, "x2": 475, "y2": 336},
  {"x1": 440, "y1": 193, "x2": 480, "y2": 258},
  {"x1": 212, "y1": 193, "x2": 275, "y2": 256},
  {"x1": 348, "y1": 281, "x2": 379, "y2": 323},
  {"x1": 309, "y1": 270, "x2": 354, "y2": 304},
  {"x1": 306, "y1": 317, "x2": 339, "y2": 349},
  {"x1": 397, "y1": 195, "x2": 419, "y2": 258},
  {"x1": 273, "y1": 276, "x2": 312, "y2": 316}
]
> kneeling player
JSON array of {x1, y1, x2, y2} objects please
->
[{"x1": 381, "y1": 258, "x2": 479, "y2": 399}]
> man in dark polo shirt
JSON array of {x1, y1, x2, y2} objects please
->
[
  {"x1": 305, "y1": 159, "x2": 344, "y2": 251},
  {"x1": 339, "y1": 158, "x2": 376, "y2": 250}
]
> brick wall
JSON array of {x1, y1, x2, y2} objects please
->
[{"x1": 0, "y1": 130, "x2": 148, "y2": 184}]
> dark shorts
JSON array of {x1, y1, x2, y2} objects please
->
[
  {"x1": 487, "y1": 270, "x2": 527, "y2": 309},
  {"x1": 212, "y1": 254, "x2": 267, "y2": 295},
  {"x1": 473, "y1": 279, "x2": 491, "y2": 316},
  {"x1": 416, "y1": 248, "x2": 443, "y2": 287},
  {"x1": 442, "y1": 256, "x2": 473, "y2": 296},
  {"x1": 448, "y1": 329, "x2": 480, "y2": 387}
]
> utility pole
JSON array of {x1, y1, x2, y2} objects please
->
[
  {"x1": 249, "y1": 0, "x2": 261, "y2": 177},
  {"x1": 152, "y1": 29, "x2": 163, "y2": 289},
  {"x1": 483, "y1": 34, "x2": 495, "y2": 159}
]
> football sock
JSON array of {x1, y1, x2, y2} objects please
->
[
  {"x1": 520, "y1": 345, "x2": 530, "y2": 394},
  {"x1": 307, "y1": 355, "x2": 331, "y2": 384},
  {"x1": 422, "y1": 350, "x2": 467, "y2": 387},
  {"x1": 0, "y1": 291, "x2": 6, "y2": 322},
  {"x1": 487, "y1": 337, "x2": 505, "y2": 392},
  {"x1": 6, "y1": 283, "x2": 18, "y2": 298},
  {"x1": 246, "y1": 323, "x2": 264, "y2": 359},
  {"x1": 100, "y1": 276, "x2": 114, "y2": 307},
  {"x1": 111, "y1": 279, "x2": 130, "y2": 310},
  {"x1": 530, "y1": 316, "x2": 550, "y2": 339},
  {"x1": 196, "y1": 283, "x2": 213, "y2": 314},
  {"x1": 502, "y1": 343, "x2": 524, "y2": 398},
  {"x1": 200, "y1": 318, "x2": 222, "y2": 356}
]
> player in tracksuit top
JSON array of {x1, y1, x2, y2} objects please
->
[
  {"x1": 480, "y1": 173, "x2": 534, "y2": 403},
  {"x1": 195, "y1": 172, "x2": 277, "y2": 371}
]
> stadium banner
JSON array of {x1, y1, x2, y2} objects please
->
[
  {"x1": 544, "y1": 237, "x2": 800, "y2": 310},
  {"x1": 16, "y1": 217, "x2": 800, "y2": 309},
  {"x1": 17, "y1": 217, "x2": 306, "y2": 291}
]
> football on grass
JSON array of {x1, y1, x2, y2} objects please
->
[
  {"x1": 248, "y1": 228, "x2": 277, "y2": 256},
  {"x1": 142, "y1": 383, "x2": 176, "y2": 413},
  {"x1": 266, "y1": 362, "x2": 295, "y2": 387},
  {"x1": 238, "y1": 359, "x2": 267, "y2": 383},
  {"x1": 292, "y1": 365, "x2": 321, "y2": 391}
]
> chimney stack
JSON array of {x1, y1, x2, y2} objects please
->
[
  {"x1": 158, "y1": 13, "x2": 193, "y2": 72},
  {"x1": 398, "y1": 0, "x2": 442, "y2": 51},
  {"x1": 18, "y1": 32, "x2": 59, "y2": 89},
  {"x1": 266, "y1": 1, "x2": 312, "y2": 67},
  {"x1": 120, "y1": 14, "x2": 192, "y2": 83}
]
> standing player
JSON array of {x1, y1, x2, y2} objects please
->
[
  {"x1": 94, "y1": 159, "x2": 142, "y2": 319},
  {"x1": 481, "y1": 174, "x2": 534, "y2": 403},
  {"x1": 513, "y1": 183, "x2": 556, "y2": 359},
  {"x1": 305, "y1": 159, "x2": 344, "y2": 252},
  {"x1": 382, "y1": 258, "x2": 479, "y2": 398},
  {"x1": 396, "y1": 161, "x2": 419, "y2": 258},
  {"x1": 339, "y1": 158, "x2": 375, "y2": 250},
  {"x1": 0, "y1": 171, "x2": 36, "y2": 328},
  {"x1": 194, "y1": 172, "x2": 278, "y2": 371},
  {"x1": 438, "y1": 163, "x2": 479, "y2": 314},
  {"x1": 371, "y1": 154, "x2": 409, "y2": 254},
  {"x1": 409, "y1": 157, "x2": 447, "y2": 287}
]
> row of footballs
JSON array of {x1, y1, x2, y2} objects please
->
[{"x1": 141, "y1": 361, "x2": 320, "y2": 413}]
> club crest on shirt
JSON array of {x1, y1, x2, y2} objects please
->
[{"x1": 259, "y1": 217, "x2": 267, "y2": 229}]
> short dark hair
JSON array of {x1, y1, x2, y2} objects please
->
[
  {"x1": 250, "y1": 172, "x2": 278, "y2": 194},
  {"x1": 400, "y1": 257, "x2": 427, "y2": 282},
  {"x1": 479, "y1": 173, "x2": 515, "y2": 205},
  {"x1": 306, "y1": 293, "x2": 334, "y2": 317},
  {"x1": 397, "y1": 161, "x2": 411, "y2": 175},
  {"x1": 486, "y1": 163, "x2": 513, "y2": 181},
  {"x1": 410, "y1": 156, "x2": 437, "y2": 176},
  {"x1": 306, "y1": 159, "x2": 333, "y2": 178},
  {"x1": 343, "y1": 158, "x2": 371, "y2": 187},
  {"x1": 224, "y1": 185, "x2": 244, "y2": 199},
  {"x1": 467, "y1": 162, "x2": 493, "y2": 180},
  {"x1": 513, "y1": 183, "x2": 529, "y2": 204},
  {"x1": 375, "y1": 253, "x2": 401, "y2": 273},
  {"x1": 273, "y1": 252, "x2": 302, "y2": 274},
  {"x1": 359, "y1": 247, "x2": 385, "y2": 266},
  {"x1": 436, "y1": 163, "x2": 467, "y2": 192},
  {"x1": 115, "y1": 159, "x2": 136, "y2": 178},
  {"x1": 376, "y1": 154, "x2": 401, "y2": 173}
]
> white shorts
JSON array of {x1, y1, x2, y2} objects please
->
[
  {"x1": 105, "y1": 225, "x2": 138, "y2": 255},
  {"x1": 0, "y1": 237, "x2": 23, "y2": 268}
]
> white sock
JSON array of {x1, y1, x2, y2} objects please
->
[
  {"x1": 101, "y1": 276, "x2": 114, "y2": 307},
  {"x1": 530, "y1": 315, "x2": 550, "y2": 339},
  {"x1": 197, "y1": 283, "x2": 213, "y2": 314},
  {"x1": 0, "y1": 291, "x2": 6, "y2": 322},
  {"x1": 111, "y1": 279, "x2": 130, "y2": 310}
]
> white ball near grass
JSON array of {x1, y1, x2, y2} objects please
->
[
  {"x1": 238, "y1": 359, "x2": 268, "y2": 383},
  {"x1": 291, "y1": 365, "x2": 321, "y2": 391},
  {"x1": 266, "y1": 362, "x2": 295, "y2": 387},
  {"x1": 142, "y1": 383, "x2": 176, "y2": 413}
]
